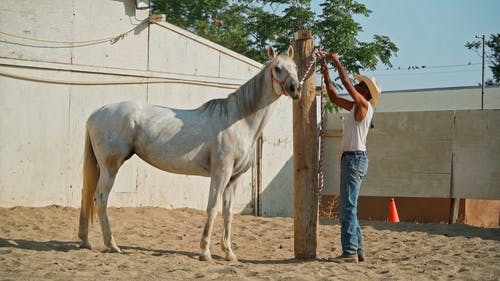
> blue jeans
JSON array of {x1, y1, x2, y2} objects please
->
[{"x1": 340, "y1": 151, "x2": 368, "y2": 256}]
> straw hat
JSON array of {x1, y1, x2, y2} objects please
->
[{"x1": 354, "y1": 74, "x2": 381, "y2": 108}]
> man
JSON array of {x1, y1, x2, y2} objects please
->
[{"x1": 320, "y1": 53, "x2": 381, "y2": 263}]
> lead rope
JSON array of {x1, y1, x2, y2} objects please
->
[
  {"x1": 298, "y1": 47, "x2": 329, "y2": 194},
  {"x1": 318, "y1": 81, "x2": 327, "y2": 194},
  {"x1": 298, "y1": 49, "x2": 318, "y2": 87},
  {"x1": 317, "y1": 48, "x2": 328, "y2": 194}
]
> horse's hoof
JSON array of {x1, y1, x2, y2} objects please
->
[
  {"x1": 199, "y1": 254, "x2": 212, "y2": 262},
  {"x1": 109, "y1": 246, "x2": 122, "y2": 253},
  {"x1": 79, "y1": 242, "x2": 91, "y2": 249},
  {"x1": 225, "y1": 253, "x2": 238, "y2": 263}
]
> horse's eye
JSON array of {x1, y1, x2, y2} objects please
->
[{"x1": 274, "y1": 66, "x2": 281, "y2": 73}]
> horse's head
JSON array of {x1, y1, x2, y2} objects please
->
[{"x1": 267, "y1": 46, "x2": 301, "y2": 100}]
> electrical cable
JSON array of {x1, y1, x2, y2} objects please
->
[
  {"x1": 0, "y1": 23, "x2": 144, "y2": 45},
  {"x1": 364, "y1": 68, "x2": 481, "y2": 77},
  {"x1": 0, "y1": 69, "x2": 241, "y2": 89}
]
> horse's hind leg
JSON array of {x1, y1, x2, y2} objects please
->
[
  {"x1": 78, "y1": 208, "x2": 92, "y2": 249},
  {"x1": 220, "y1": 175, "x2": 242, "y2": 262},
  {"x1": 94, "y1": 168, "x2": 121, "y2": 253}
]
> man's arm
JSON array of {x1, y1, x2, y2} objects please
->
[
  {"x1": 329, "y1": 54, "x2": 369, "y2": 121},
  {"x1": 321, "y1": 61, "x2": 354, "y2": 111}
]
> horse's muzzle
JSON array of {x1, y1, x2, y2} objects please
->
[{"x1": 287, "y1": 79, "x2": 301, "y2": 100}]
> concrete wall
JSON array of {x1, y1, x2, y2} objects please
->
[
  {"x1": 376, "y1": 86, "x2": 500, "y2": 112},
  {"x1": 322, "y1": 110, "x2": 500, "y2": 200},
  {"x1": 0, "y1": 0, "x2": 295, "y2": 215},
  {"x1": 319, "y1": 87, "x2": 500, "y2": 225}
]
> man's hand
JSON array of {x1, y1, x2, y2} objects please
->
[
  {"x1": 320, "y1": 61, "x2": 330, "y2": 82},
  {"x1": 330, "y1": 53, "x2": 339, "y2": 61},
  {"x1": 322, "y1": 52, "x2": 339, "y2": 61}
]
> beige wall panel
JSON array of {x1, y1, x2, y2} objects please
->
[
  {"x1": 322, "y1": 140, "x2": 342, "y2": 195},
  {"x1": 70, "y1": 0, "x2": 148, "y2": 70},
  {"x1": 0, "y1": 0, "x2": 74, "y2": 64},
  {"x1": 219, "y1": 53, "x2": 262, "y2": 81},
  {"x1": 321, "y1": 114, "x2": 344, "y2": 195},
  {"x1": 363, "y1": 111, "x2": 453, "y2": 198},
  {"x1": 484, "y1": 88, "x2": 500, "y2": 109},
  {"x1": 260, "y1": 98, "x2": 294, "y2": 216},
  {"x1": 0, "y1": 69, "x2": 70, "y2": 207},
  {"x1": 147, "y1": 83, "x2": 229, "y2": 109},
  {"x1": 377, "y1": 87, "x2": 500, "y2": 113},
  {"x1": 452, "y1": 110, "x2": 500, "y2": 199},
  {"x1": 233, "y1": 172, "x2": 254, "y2": 213},
  {"x1": 322, "y1": 111, "x2": 454, "y2": 198},
  {"x1": 149, "y1": 25, "x2": 220, "y2": 78},
  {"x1": 148, "y1": 26, "x2": 190, "y2": 75},
  {"x1": 378, "y1": 89, "x2": 481, "y2": 112},
  {"x1": 137, "y1": 166, "x2": 212, "y2": 209}
]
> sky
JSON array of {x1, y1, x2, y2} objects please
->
[{"x1": 314, "y1": 0, "x2": 500, "y2": 91}]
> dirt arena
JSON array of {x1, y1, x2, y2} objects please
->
[{"x1": 0, "y1": 206, "x2": 498, "y2": 280}]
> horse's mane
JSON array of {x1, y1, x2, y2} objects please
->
[{"x1": 200, "y1": 61, "x2": 273, "y2": 119}]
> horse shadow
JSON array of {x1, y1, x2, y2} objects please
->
[
  {"x1": 0, "y1": 238, "x2": 336, "y2": 265},
  {"x1": 0, "y1": 237, "x2": 80, "y2": 252},
  {"x1": 120, "y1": 245, "x2": 199, "y2": 259},
  {"x1": 120, "y1": 245, "x2": 306, "y2": 264},
  {"x1": 0, "y1": 238, "x2": 200, "y2": 258}
]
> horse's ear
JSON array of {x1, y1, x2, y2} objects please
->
[
  {"x1": 287, "y1": 45, "x2": 294, "y2": 58},
  {"x1": 267, "y1": 47, "x2": 276, "y2": 60}
]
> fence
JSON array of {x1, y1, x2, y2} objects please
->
[{"x1": 323, "y1": 109, "x2": 500, "y2": 200}]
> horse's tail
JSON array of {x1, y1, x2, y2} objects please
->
[{"x1": 81, "y1": 125, "x2": 99, "y2": 224}]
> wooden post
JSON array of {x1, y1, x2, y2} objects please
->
[{"x1": 292, "y1": 30, "x2": 319, "y2": 259}]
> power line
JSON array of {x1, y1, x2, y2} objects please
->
[
  {"x1": 0, "y1": 69, "x2": 241, "y2": 89},
  {"x1": 365, "y1": 68, "x2": 481, "y2": 77},
  {"x1": 323, "y1": 61, "x2": 483, "y2": 78},
  {"x1": 0, "y1": 23, "x2": 146, "y2": 48},
  {"x1": 0, "y1": 23, "x2": 143, "y2": 45},
  {"x1": 368, "y1": 62, "x2": 481, "y2": 72}
]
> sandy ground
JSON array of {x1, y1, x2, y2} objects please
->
[{"x1": 0, "y1": 206, "x2": 498, "y2": 281}]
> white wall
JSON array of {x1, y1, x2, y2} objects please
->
[
  {"x1": 0, "y1": 0, "x2": 294, "y2": 215},
  {"x1": 376, "y1": 86, "x2": 500, "y2": 112}
]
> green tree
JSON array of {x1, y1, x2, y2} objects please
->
[
  {"x1": 152, "y1": 0, "x2": 398, "y2": 71},
  {"x1": 151, "y1": 0, "x2": 251, "y2": 56},
  {"x1": 466, "y1": 33, "x2": 500, "y2": 86}
]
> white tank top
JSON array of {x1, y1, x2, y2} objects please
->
[{"x1": 342, "y1": 103, "x2": 373, "y2": 152}]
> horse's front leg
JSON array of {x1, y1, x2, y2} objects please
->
[
  {"x1": 199, "y1": 167, "x2": 232, "y2": 261},
  {"x1": 221, "y1": 175, "x2": 241, "y2": 262}
]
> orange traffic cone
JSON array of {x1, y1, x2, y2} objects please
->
[{"x1": 388, "y1": 198, "x2": 400, "y2": 222}]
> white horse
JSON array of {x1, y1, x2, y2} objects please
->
[{"x1": 78, "y1": 46, "x2": 300, "y2": 262}]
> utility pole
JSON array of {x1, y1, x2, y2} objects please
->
[{"x1": 476, "y1": 34, "x2": 485, "y2": 110}]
